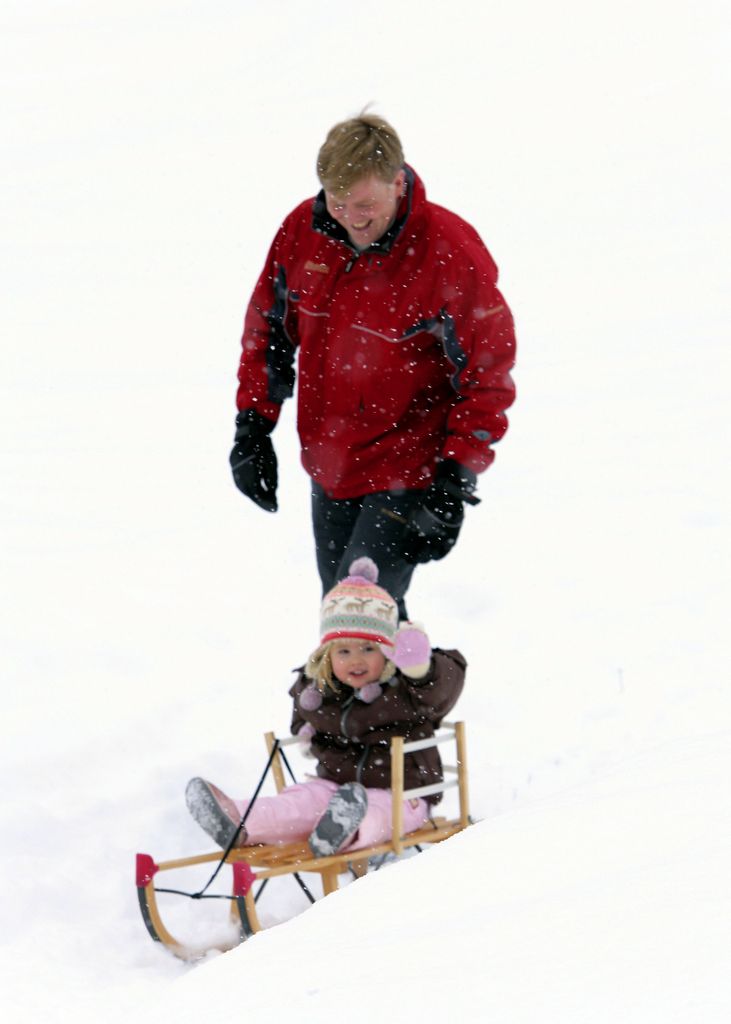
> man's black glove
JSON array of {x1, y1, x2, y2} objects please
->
[
  {"x1": 229, "y1": 409, "x2": 278, "y2": 512},
  {"x1": 402, "y1": 459, "x2": 480, "y2": 564}
]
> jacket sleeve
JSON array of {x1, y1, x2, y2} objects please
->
[
  {"x1": 289, "y1": 672, "x2": 308, "y2": 737},
  {"x1": 235, "y1": 212, "x2": 301, "y2": 424},
  {"x1": 401, "y1": 648, "x2": 466, "y2": 724},
  {"x1": 438, "y1": 237, "x2": 516, "y2": 474}
]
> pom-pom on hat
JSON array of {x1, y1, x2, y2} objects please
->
[{"x1": 319, "y1": 557, "x2": 398, "y2": 647}]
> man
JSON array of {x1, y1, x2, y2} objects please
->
[{"x1": 231, "y1": 113, "x2": 516, "y2": 617}]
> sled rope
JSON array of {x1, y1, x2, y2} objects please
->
[
  {"x1": 154, "y1": 738, "x2": 301, "y2": 902},
  {"x1": 193, "y1": 739, "x2": 283, "y2": 895}
]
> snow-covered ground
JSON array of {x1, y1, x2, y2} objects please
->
[{"x1": 1, "y1": 1, "x2": 729, "y2": 1021}]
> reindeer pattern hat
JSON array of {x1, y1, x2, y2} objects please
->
[{"x1": 319, "y1": 557, "x2": 398, "y2": 647}]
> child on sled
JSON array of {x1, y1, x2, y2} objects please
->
[{"x1": 186, "y1": 557, "x2": 465, "y2": 857}]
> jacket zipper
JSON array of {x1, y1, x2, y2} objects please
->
[
  {"x1": 355, "y1": 743, "x2": 371, "y2": 784},
  {"x1": 340, "y1": 695, "x2": 371, "y2": 783},
  {"x1": 340, "y1": 694, "x2": 356, "y2": 737}
]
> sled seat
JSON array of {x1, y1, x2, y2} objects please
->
[{"x1": 137, "y1": 721, "x2": 469, "y2": 960}]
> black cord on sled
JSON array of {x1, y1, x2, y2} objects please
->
[{"x1": 155, "y1": 739, "x2": 293, "y2": 902}]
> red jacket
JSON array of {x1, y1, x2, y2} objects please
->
[{"x1": 236, "y1": 166, "x2": 516, "y2": 499}]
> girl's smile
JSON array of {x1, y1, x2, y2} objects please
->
[{"x1": 330, "y1": 639, "x2": 387, "y2": 688}]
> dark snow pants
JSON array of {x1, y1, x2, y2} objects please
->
[{"x1": 311, "y1": 483, "x2": 425, "y2": 620}]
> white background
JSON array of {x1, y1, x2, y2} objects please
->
[{"x1": 1, "y1": 2, "x2": 729, "y2": 1020}]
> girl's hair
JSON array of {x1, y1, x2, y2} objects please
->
[
  {"x1": 305, "y1": 640, "x2": 395, "y2": 695},
  {"x1": 316, "y1": 112, "x2": 404, "y2": 194},
  {"x1": 304, "y1": 642, "x2": 338, "y2": 694}
]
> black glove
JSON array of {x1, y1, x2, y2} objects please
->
[
  {"x1": 402, "y1": 459, "x2": 480, "y2": 564},
  {"x1": 229, "y1": 409, "x2": 278, "y2": 512}
]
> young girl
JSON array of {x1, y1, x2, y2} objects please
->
[{"x1": 186, "y1": 557, "x2": 466, "y2": 857}]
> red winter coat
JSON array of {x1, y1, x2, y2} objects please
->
[{"x1": 236, "y1": 166, "x2": 516, "y2": 499}]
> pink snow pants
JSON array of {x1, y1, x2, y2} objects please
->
[{"x1": 232, "y1": 778, "x2": 429, "y2": 852}]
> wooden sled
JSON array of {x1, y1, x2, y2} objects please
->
[{"x1": 136, "y1": 721, "x2": 470, "y2": 960}]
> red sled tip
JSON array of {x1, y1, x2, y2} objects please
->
[
  {"x1": 232, "y1": 860, "x2": 257, "y2": 897},
  {"x1": 136, "y1": 853, "x2": 159, "y2": 888}
]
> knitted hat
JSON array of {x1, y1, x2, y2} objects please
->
[{"x1": 319, "y1": 557, "x2": 398, "y2": 647}]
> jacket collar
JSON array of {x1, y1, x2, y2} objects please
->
[{"x1": 311, "y1": 165, "x2": 419, "y2": 256}]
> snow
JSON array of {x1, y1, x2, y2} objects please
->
[
  {"x1": 136, "y1": 731, "x2": 731, "y2": 1023},
  {"x1": 1, "y1": 1, "x2": 729, "y2": 1021}
]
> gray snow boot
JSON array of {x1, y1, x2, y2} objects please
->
[
  {"x1": 185, "y1": 777, "x2": 247, "y2": 850},
  {"x1": 308, "y1": 782, "x2": 368, "y2": 857}
]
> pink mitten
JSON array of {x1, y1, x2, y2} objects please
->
[
  {"x1": 296, "y1": 722, "x2": 316, "y2": 758},
  {"x1": 388, "y1": 623, "x2": 431, "y2": 679}
]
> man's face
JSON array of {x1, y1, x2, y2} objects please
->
[{"x1": 325, "y1": 171, "x2": 405, "y2": 250}]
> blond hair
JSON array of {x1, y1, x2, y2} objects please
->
[
  {"x1": 316, "y1": 113, "x2": 404, "y2": 194},
  {"x1": 305, "y1": 640, "x2": 396, "y2": 695},
  {"x1": 304, "y1": 642, "x2": 339, "y2": 694}
]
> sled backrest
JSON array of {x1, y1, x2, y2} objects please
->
[
  {"x1": 264, "y1": 721, "x2": 469, "y2": 854},
  {"x1": 390, "y1": 721, "x2": 469, "y2": 853}
]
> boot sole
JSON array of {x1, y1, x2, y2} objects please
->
[
  {"x1": 309, "y1": 782, "x2": 368, "y2": 857},
  {"x1": 185, "y1": 777, "x2": 244, "y2": 849}
]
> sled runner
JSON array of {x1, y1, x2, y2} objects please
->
[{"x1": 136, "y1": 721, "x2": 470, "y2": 960}]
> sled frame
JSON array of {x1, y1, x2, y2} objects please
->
[{"x1": 136, "y1": 721, "x2": 469, "y2": 960}]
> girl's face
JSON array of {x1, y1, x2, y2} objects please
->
[{"x1": 330, "y1": 639, "x2": 386, "y2": 689}]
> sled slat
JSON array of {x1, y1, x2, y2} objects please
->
[
  {"x1": 403, "y1": 778, "x2": 459, "y2": 800},
  {"x1": 402, "y1": 732, "x2": 457, "y2": 753},
  {"x1": 265, "y1": 731, "x2": 286, "y2": 794},
  {"x1": 391, "y1": 735, "x2": 405, "y2": 855},
  {"x1": 455, "y1": 720, "x2": 470, "y2": 828}
]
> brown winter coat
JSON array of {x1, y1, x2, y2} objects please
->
[{"x1": 289, "y1": 649, "x2": 466, "y2": 804}]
